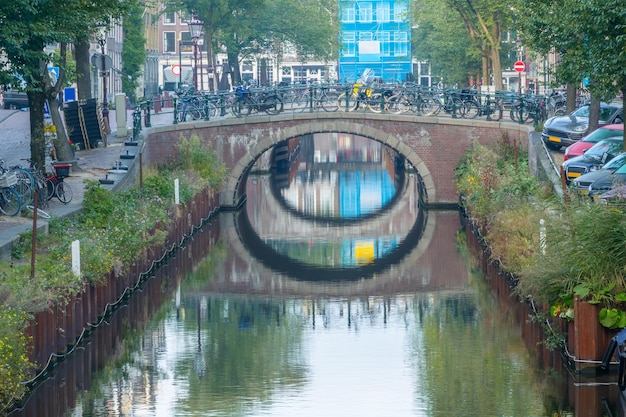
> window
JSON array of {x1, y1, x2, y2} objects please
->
[
  {"x1": 163, "y1": 12, "x2": 176, "y2": 25},
  {"x1": 376, "y1": 3, "x2": 390, "y2": 22},
  {"x1": 380, "y1": 32, "x2": 391, "y2": 56},
  {"x1": 358, "y1": 3, "x2": 373, "y2": 22},
  {"x1": 359, "y1": 32, "x2": 372, "y2": 41},
  {"x1": 342, "y1": 5, "x2": 355, "y2": 22},
  {"x1": 163, "y1": 32, "x2": 175, "y2": 53},
  {"x1": 393, "y1": 32, "x2": 408, "y2": 56},
  {"x1": 180, "y1": 32, "x2": 192, "y2": 53},
  {"x1": 393, "y1": 2, "x2": 407, "y2": 22},
  {"x1": 342, "y1": 31, "x2": 356, "y2": 57}
]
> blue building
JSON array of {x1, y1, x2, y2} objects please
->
[{"x1": 338, "y1": 0, "x2": 412, "y2": 83}]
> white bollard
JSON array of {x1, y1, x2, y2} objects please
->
[
  {"x1": 174, "y1": 178, "x2": 180, "y2": 205},
  {"x1": 71, "y1": 240, "x2": 81, "y2": 277},
  {"x1": 539, "y1": 219, "x2": 546, "y2": 255}
]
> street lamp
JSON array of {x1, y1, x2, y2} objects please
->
[
  {"x1": 187, "y1": 15, "x2": 204, "y2": 91},
  {"x1": 97, "y1": 26, "x2": 110, "y2": 134}
]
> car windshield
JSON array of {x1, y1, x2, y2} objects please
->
[
  {"x1": 571, "y1": 104, "x2": 620, "y2": 121},
  {"x1": 603, "y1": 152, "x2": 626, "y2": 170},
  {"x1": 613, "y1": 160, "x2": 626, "y2": 174},
  {"x1": 583, "y1": 127, "x2": 624, "y2": 143},
  {"x1": 586, "y1": 140, "x2": 623, "y2": 160}
]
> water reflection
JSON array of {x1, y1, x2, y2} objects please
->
[
  {"x1": 7, "y1": 133, "x2": 626, "y2": 416},
  {"x1": 244, "y1": 133, "x2": 420, "y2": 276},
  {"x1": 271, "y1": 133, "x2": 404, "y2": 220}
]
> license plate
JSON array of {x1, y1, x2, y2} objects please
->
[
  {"x1": 567, "y1": 172, "x2": 581, "y2": 178},
  {"x1": 577, "y1": 189, "x2": 588, "y2": 195},
  {"x1": 548, "y1": 136, "x2": 561, "y2": 143}
]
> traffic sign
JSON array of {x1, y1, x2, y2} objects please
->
[
  {"x1": 514, "y1": 61, "x2": 525, "y2": 73},
  {"x1": 171, "y1": 64, "x2": 181, "y2": 76}
]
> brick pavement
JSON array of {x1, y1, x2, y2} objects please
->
[{"x1": 0, "y1": 107, "x2": 174, "y2": 260}]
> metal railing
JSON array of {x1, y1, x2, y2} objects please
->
[{"x1": 130, "y1": 83, "x2": 555, "y2": 140}]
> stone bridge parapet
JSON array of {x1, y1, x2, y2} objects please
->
[{"x1": 141, "y1": 112, "x2": 531, "y2": 207}]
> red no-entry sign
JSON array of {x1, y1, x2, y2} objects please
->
[
  {"x1": 171, "y1": 64, "x2": 181, "y2": 76},
  {"x1": 514, "y1": 61, "x2": 525, "y2": 73}
]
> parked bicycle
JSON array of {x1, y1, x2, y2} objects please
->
[
  {"x1": 0, "y1": 171, "x2": 22, "y2": 216},
  {"x1": 45, "y1": 163, "x2": 73, "y2": 203},
  {"x1": 232, "y1": 84, "x2": 283, "y2": 117}
]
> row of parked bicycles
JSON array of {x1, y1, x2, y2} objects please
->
[
  {"x1": 0, "y1": 159, "x2": 72, "y2": 217},
  {"x1": 169, "y1": 81, "x2": 561, "y2": 124}
]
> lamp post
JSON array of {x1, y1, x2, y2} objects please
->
[
  {"x1": 97, "y1": 27, "x2": 110, "y2": 134},
  {"x1": 187, "y1": 15, "x2": 204, "y2": 92}
]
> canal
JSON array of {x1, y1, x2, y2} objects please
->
[{"x1": 7, "y1": 133, "x2": 624, "y2": 416}]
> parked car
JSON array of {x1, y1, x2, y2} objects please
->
[
  {"x1": 587, "y1": 162, "x2": 626, "y2": 200},
  {"x1": 563, "y1": 124, "x2": 624, "y2": 161},
  {"x1": 542, "y1": 103, "x2": 623, "y2": 150},
  {"x1": 561, "y1": 137, "x2": 624, "y2": 184},
  {"x1": 3, "y1": 90, "x2": 28, "y2": 109},
  {"x1": 570, "y1": 151, "x2": 626, "y2": 195}
]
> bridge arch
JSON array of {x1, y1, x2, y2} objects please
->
[
  {"x1": 226, "y1": 119, "x2": 434, "y2": 208},
  {"x1": 142, "y1": 113, "x2": 530, "y2": 208}
]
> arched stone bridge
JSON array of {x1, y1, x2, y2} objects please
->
[{"x1": 142, "y1": 112, "x2": 531, "y2": 207}]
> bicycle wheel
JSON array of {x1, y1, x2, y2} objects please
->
[
  {"x1": 462, "y1": 101, "x2": 480, "y2": 119},
  {"x1": 387, "y1": 94, "x2": 410, "y2": 114},
  {"x1": 320, "y1": 91, "x2": 339, "y2": 112},
  {"x1": 203, "y1": 102, "x2": 218, "y2": 119},
  {"x1": 25, "y1": 205, "x2": 51, "y2": 219},
  {"x1": 0, "y1": 187, "x2": 21, "y2": 216},
  {"x1": 176, "y1": 103, "x2": 187, "y2": 122},
  {"x1": 263, "y1": 96, "x2": 283, "y2": 115},
  {"x1": 188, "y1": 104, "x2": 202, "y2": 120},
  {"x1": 367, "y1": 93, "x2": 386, "y2": 113},
  {"x1": 420, "y1": 97, "x2": 439, "y2": 116},
  {"x1": 489, "y1": 101, "x2": 503, "y2": 121},
  {"x1": 55, "y1": 181, "x2": 73, "y2": 204},
  {"x1": 337, "y1": 92, "x2": 358, "y2": 112},
  {"x1": 232, "y1": 99, "x2": 243, "y2": 118},
  {"x1": 10, "y1": 167, "x2": 34, "y2": 205},
  {"x1": 46, "y1": 177, "x2": 56, "y2": 200},
  {"x1": 290, "y1": 93, "x2": 310, "y2": 113}
]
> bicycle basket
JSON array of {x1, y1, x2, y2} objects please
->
[
  {"x1": 0, "y1": 172, "x2": 17, "y2": 188},
  {"x1": 53, "y1": 163, "x2": 71, "y2": 178}
]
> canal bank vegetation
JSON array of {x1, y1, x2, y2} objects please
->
[
  {"x1": 455, "y1": 136, "x2": 626, "y2": 343},
  {"x1": 0, "y1": 134, "x2": 226, "y2": 411}
]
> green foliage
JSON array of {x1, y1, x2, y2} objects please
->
[
  {"x1": 412, "y1": 0, "x2": 481, "y2": 85},
  {"x1": 518, "y1": 0, "x2": 626, "y2": 101},
  {"x1": 176, "y1": 134, "x2": 228, "y2": 189},
  {"x1": 122, "y1": 2, "x2": 146, "y2": 102},
  {"x1": 0, "y1": 307, "x2": 32, "y2": 410}
]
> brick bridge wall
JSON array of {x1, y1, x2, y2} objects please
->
[{"x1": 142, "y1": 112, "x2": 531, "y2": 207}]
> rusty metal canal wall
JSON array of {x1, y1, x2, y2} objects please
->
[{"x1": 24, "y1": 188, "x2": 221, "y2": 381}]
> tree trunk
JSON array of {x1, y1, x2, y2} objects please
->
[
  {"x1": 566, "y1": 83, "x2": 577, "y2": 113},
  {"x1": 227, "y1": 51, "x2": 241, "y2": 86},
  {"x1": 28, "y1": 92, "x2": 47, "y2": 170},
  {"x1": 588, "y1": 95, "x2": 600, "y2": 133},
  {"x1": 490, "y1": 46, "x2": 503, "y2": 91},
  {"x1": 75, "y1": 39, "x2": 92, "y2": 100}
]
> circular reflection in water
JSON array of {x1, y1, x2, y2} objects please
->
[
  {"x1": 242, "y1": 154, "x2": 427, "y2": 281},
  {"x1": 269, "y1": 133, "x2": 407, "y2": 222}
]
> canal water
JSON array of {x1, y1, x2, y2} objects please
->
[{"x1": 7, "y1": 134, "x2": 624, "y2": 416}]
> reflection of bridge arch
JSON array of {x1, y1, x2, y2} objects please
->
[
  {"x1": 226, "y1": 120, "x2": 435, "y2": 208},
  {"x1": 217, "y1": 210, "x2": 469, "y2": 297}
]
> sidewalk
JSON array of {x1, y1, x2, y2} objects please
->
[{"x1": 0, "y1": 107, "x2": 174, "y2": 260}]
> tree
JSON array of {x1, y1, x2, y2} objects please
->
[
  {"x1": 0, "y1": 0, "x2": 136, "y2": 169},
  {"x1": 163, "y1": 0, "x2": 338, "y2": 87},
  {"x1": 445, "y1": 0, "x2": 516, "y2": 90},
  {"x1": 122, "y1": 3, "x2": 147, "y2": 103},
  {"x1": 412, "y1": 0, "x2": 481, "y2": 86},
  {"x1": 518, "y1": 0, "x2": 626, "y2": 145}
]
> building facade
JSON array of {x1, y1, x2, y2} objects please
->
[{"x1": 337, "y1": 0, "x2": 413, "y2": 83}]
